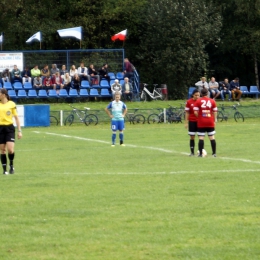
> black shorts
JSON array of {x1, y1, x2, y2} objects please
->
[
  {"x1": 0, "y1": 125, "x2": 15, "y2": 144},
  {"x1": 188, "y1": 121, "x2": 197, "y2": 136},
  {"x1": 197, "y1": 127, "x2": 215, "y2": 136}
]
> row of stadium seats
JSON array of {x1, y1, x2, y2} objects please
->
[
  {"x1": 188, "y1": 86, "x2": 260, "y2": 99},
  {"x1": 0, "y1": 79, "x2": 125, "y2": 90},
  {"x1": 8, "y1": 88, "x2": 112, "y2": 99}
]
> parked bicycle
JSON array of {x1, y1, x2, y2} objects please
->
[
  {"x1": 64, "y1": 105, "x2": 99, "y2": 126},
  {"x1": 50, "y1": 115, "x2": 58, "y2": 126},
  {"x1": 125, "y1": 108, "x2": 146, "y2": 124},
  {"x1": 140, "y1": 83, "x2": 164, "y2": 101},
  {"x1": 217, "y1": 104, "x2": 244, "y2": 122}
]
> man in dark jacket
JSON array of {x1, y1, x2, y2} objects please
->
[
  {"x1": 230, "y1": 77, "x2": 242, "y2": 101},
  {"x1": 219, "y1": 78, "x2": 231, "y2": 101}
]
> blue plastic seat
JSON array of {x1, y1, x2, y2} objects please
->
[
  {"x1": 17, "y1": 89, "x2": 27, "y2": 98},
  {"x1": 119, "y1": 79, "x2": 125, "y2": 86},
  {"x1": 116, "y1": 72, "x2": 124, "y2": 80},
  {"x1": 38, "y1": 89, "x2": 48, "y2": 98},
  {"x1": 69, "y1": 89, "x2": 79, "y2": 97},
  {"x1": 100, "y1": 88, "x2": 111, "y2": 98},
  {"x1": 110, "y1": 79, "x2": 115, "y2": 86},
  {"x1": 79, "y1": 89, "x2": 89, "y2": 97},
  {"x1": 89, "y1": 88, "x2": 99, "y2": 97},
  {"x1": 188, "y1": 87, "x2": 196, "y2": 98},
  {"x1": 100, "y1": 80, "x2": 110, "y2": 89},
  {"x1": 23, "y1": 82, "x2": 33, "y2": 90},
  {"x1": 8, "y1": 89, "x2": 17, "y2": 99},
  {"x1": 28, "y1": 89, "x2": 38, "y2": 98},
  {"x1": 240, "y1": 86, "x2": 249, "y2": 93},
  {"x1": 58, "y1": 89, "x2": 68, "y2": 98},
  {"x1": 13, "y1": 82, "x2": 23, "y2": 90},
  {"x1": 48, "y1": 89, "x2": 58, "y2": 98},
  {"x1": 80, "y1": 80, "x2": 90, "y2": 89},
  {"x1": 3, "y1": 82, "x2": 13, "y2": 90},
  {"x1": 249, "y1": 86, "x2": 260, "y2": 98},
  {"x1": 108, "y1": 72, "x2": 115, "y2": 80}
]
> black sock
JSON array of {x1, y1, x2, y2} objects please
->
[
  {"x1": 1, "y1": 154, "x2": 7, "y2": 172},
  {"x1": 210, "y1": 140, "x2": 216, "y2": 154},
  {"x1": 198, "y1": 140, "x2": 204, "y2": 155},
  {"x1": 8, "y1": 153, "x2": 15, "y2": 168},
  {"x1": 190, "y1": 140, "x2": 195, "y2": 154}
]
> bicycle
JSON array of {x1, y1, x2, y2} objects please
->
[
  {"x1": 64, "y1": 105, "x2": 99, "y2": 126},
  {"x1": 140, "y1": 83, "x2": 164, "y2": 101},
  {"x1": 217, "y1": 104, "x2": 244, "y2": 122},
  {"x1": 124, "y1": 108, "x2": 146, "y2": 124},
  {"x1": 50, "y1": 115, "x2": 58, "y2": 126}
]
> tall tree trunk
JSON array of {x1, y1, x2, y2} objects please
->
[{"x1": 254, "y1": 53, "x2": 259, "y2": 88}]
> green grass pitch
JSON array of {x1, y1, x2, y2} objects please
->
[{"x1": 1, "y1": 120, "x2": 260, "y2": 259}]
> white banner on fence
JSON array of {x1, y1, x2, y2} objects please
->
[{"x1": 0, "y1": 53, "x2": 24, "y2": 72}]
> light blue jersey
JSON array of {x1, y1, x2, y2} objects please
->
[{"x1": 107, "y1": 100, "x2": 127, "y2": 121}]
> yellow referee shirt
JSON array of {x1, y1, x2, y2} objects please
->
[{"x1": 0, "y1": 101, "x2": 18, "y2": 125}]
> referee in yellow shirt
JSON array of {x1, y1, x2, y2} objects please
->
[{"x1": 0, "y1": 88, "x2": 22, "y2": 174}]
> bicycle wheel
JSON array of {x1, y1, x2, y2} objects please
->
[
  {"x1": 64, "y1": 114, "x2": 74, "y2": 125},
  {"x1": 147, "y1": 113, "x2": 160, "y2": 124},
  {"x1": 140, "y1": 91, "x2": 147, "y2": 101},
  {"x1": 234, "y1": 112, "x2": 244, "y2": 122},
  {"x1": 84, "y1": 114, "x2": 98, "y2": 126},
  {"x1": 50, "y1": 116, "x2": 58, "y2": 126},
  {"x1": 217, "y1": 111, "x2": 225, "y2": 122},
  {"x1": 133, "y1": 114, "x2": 145, "y2": 124}
]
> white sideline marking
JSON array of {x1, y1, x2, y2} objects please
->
[{"x1": 33, "y1": 131, "x2": 260, "y2": 165}]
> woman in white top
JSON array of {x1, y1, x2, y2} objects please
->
[
  {"x1": 69, "y1": 65, "x2": 77, "y2": 79},
  {"x1": 63, "y1": 73, "x2": 71, "y2": 90}
]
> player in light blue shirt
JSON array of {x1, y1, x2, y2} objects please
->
[{"x1": 105, "y1": 92, "x2": 127, "y2": 147}]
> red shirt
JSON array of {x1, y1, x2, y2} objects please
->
[
  {"x1": 193, "y1": 97, "x2": 217, "y2": 128},
  {"x1": 185, "y1": 98, "x2": 198, "y2": 122}
]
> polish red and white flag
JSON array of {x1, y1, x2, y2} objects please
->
[{"x1": 111, "y1": 29, "x2": 127, "y2": 41}]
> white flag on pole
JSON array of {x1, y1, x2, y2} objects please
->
[
  {"x1": 26, "y1": 31, "x2": 41, "y2": 43},
  {"x1": 57, "y1": 26, "x2": 82, "y2": 40}
]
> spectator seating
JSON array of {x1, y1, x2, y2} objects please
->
[
  {"x1": 17, "y1": 89, "x2": 27, "y2": 98},
  {"x1": 69, "y1": 89, "x2": 79, "y2": 98},
  {"x1": 92, "y1": 84, "x2": 101, "y2": 90},
  {"x1": 188, "y1": 87, "x2": 196, "y2": 98},
  {"x1": 3, "y1": 82, "x2": 13, "y2": 90},
  {"x1": 89, "y1": 89, "x2": 99, "y2": 98},
  {"x1": 110, "y1": 79, "x2": 115, "y2": 86},
  {"x1": 100, "y1": 88, "x2": 111, "y2": 98},
  {"x1": 13, "y1": 82, "x2": 23, "y2": 90},
  {"x1": 23, "y1": 82, "x2": 33, "y2": 90},
  {"x1": 100, "y1": 80, "x2": 110, "y2": 89},
  {"x1": 116, "y1": 72, "x2": 124, "y2": 80},
  {"x1": 119, "y1": 79, "x2": 124, "y2": 86},
  {"x1": 249, "y1": 86, "x2": 260, "y2": 98},
  {"x1": 79, "y1": 89, "x2": 89, "y2": 98},
  {"x1": 80, "y1": 80, "x2": 90, "y2": 89},
  {"x1": 38, "y1": 89, "x2": 48, "y2": 98},
  {"x1": 108, "y1": 72, "x2": 115, "y2": 80},
  {"x1": 48, "y1": 89, "x2": 58, "y2": 98},
  {"x1": 8, "y1": 90, "x2": 17, "y2": 99},
  {"x1": 28, "y1": 89, "x2": 38, "y2": 98},
  {"x1": 59, "y1": 89, "x2": 68, "y2": 98}
]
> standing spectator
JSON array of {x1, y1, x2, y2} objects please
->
[
  {"x1": 41, "y1": 64, "x2": 50, "y2": 82},
  {"x1": 123, "y1": 58, "x2": 134, "y2": 81},
  {"x1": 71, "y1": 73, "x2": 80, "y2": 92},
  {"x1": 195, "y1": 77, "x2": 209, "y2": 95},
  {"x1": 230, "y1": 77, "x2": 242, "y2": 101},
  {"x1": 121, "y1": 77, "x2": 133, "y2": 101},
  {"x1": 219, "y1": 78, "x2": 231, "y2": 101},
  {"x1": 111, "y1": 79, "x2": 122, "y2": 98},
  {"x1": 99, "y1": 63, "x2": 110, "y2": 82},
  {"x1": 77, "y1": 62, "x2": 91, "y2": 83},
  {"x1": 52, "y1": 72, "x2": 64, "y2": 91},
  {"x1": 43, "y1": 75, "x2": 54, "y2": 90},
  {"x1": 208, "y1": 77, "x2": 220, "y2": 100},
  {"x1": 31, "y1": 65, "x2": 41, "y2": 81},
  {"x1": 50, "y1": 64, "x2": 60, "y2": 76},
  {"x1": 60, "y1": 65, "x2": 68, "y2": 78},
  {"x1": 105, "y1": 92, "x2": 127, "y2": 147},
  {"x1": 69, "y1": 65, "x2": 77, "y2": 79},
  {"x1": 185, "y1": 89, "x2": 200, "y2": 156},
  {"x1": 194, "y1": 88, "x2": 218, "y2": 157},
  {"x1": 0, "y1": 88, "x2": 22, "y2": 174},
  {"x1": 11, "y1": 65, "x2": 22, "y2": 83},
  {"x1": 33, "y1": 76, "x2": 43, "y2": 90},
  {"x1": 63, "y1": 73, "x2": 71, "y2": 91},
  {"x1": 21, "y1": 66, "x2": 32, "y2": 84},
  {"x1": 88, "y1": 64, "x2": 100, "y2": 84}
]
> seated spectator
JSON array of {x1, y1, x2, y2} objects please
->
[
  {"x1": 21, "y1": 66, "x2": 32, "y2": 84},
  {"x1": 88, "y1": 64, "x2": 100, "y2": 84},
  {"x1": 208, "y1": 77, "x2": 220, "y2": 100},
  {"x1": 60, "y1": 65, "x2": 68, "y2": 78},
  {"x1": 52, "y1": 71, "x2": 64, "y2": 91},
  {"x1": 77, "y1": 62, "x2": 91, "y2": 83},
  {"x1": 50, "y1": 64, "x2": 60, "y2": 77},
  {"x1": 43, "y1": 75, "x2": 54, "y2": 90},
  {"x1": 71, "y1": 73, "x2": 80, "y2": 92},
  {"x1": 11, "y1": 65, "x2": 22, "y2": 83},
  {"x1": 219, "y1": 78, "x2": 231, "y2": 101},
  {"x1": 41, "y1": 64, "x2": 50, "y2": 82},
  {"x1": 111, "y1": 79, "x2": 122, "y2": 98},
  {"x1": 123, "y1": 58, "x2": 134, "y2": 81},
  {"x1": 31, "y1": 65, "x2": 41, "y2": 80},
  {"x1": 195, "y1": 77, "x2": 209, "y2": 95},
  {"x1": 69, "y1": 65, "x2": 77, "y2": 79},
  {"x1": 2, "y1": 68, "x2": 11, "y2": 83},
  {"x1": 98, "y1": 63, "x2": 110, "y2": 82},
  {"x1": 33, "y1": 76, "x2": 43, "y2": 89},
  {"x1": 230, "y1": 77, "x2": 242, "y2": 101},
  {"x1": 63, "y1": 72, "x2": 71, "y2": 91},
  {"x1": 121, "y1": 77, "x2": 133, "y2": 101}
]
